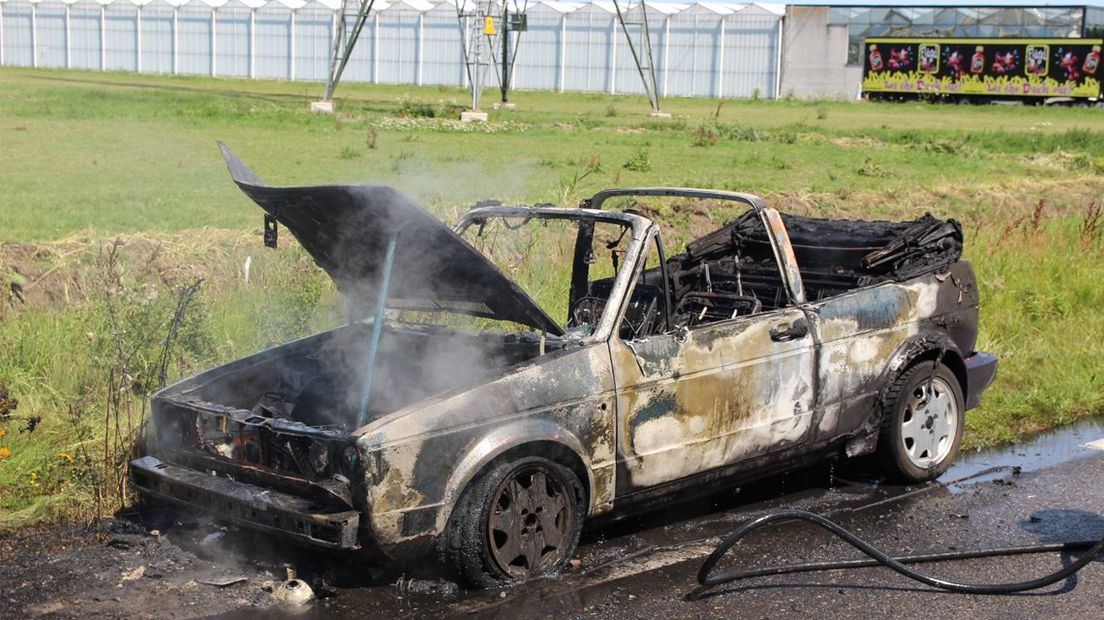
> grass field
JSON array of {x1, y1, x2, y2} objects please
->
[{"x1": 1, "y1": 67, "x2": 1103, "y2": 528}]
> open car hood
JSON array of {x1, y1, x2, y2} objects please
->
[{"x1": 219, "y1": 143, "x2": 563, "y2": 336}]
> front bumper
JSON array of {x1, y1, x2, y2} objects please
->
[
  {"x1": 964, "y1": 352, "x2": 998, "y2": 410},
  {"x1": 130, "y1": 455, "x2": 361, "y2": 549}
]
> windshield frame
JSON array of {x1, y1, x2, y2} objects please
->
[{"x1": 455, "y1": 206, "x2": 653, "y2": 343}]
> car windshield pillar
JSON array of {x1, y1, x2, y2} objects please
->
[
  {"x1": 569, "y1": 220, "x2": 596, "y2": 325},
  {"x1": 455, "y1": 207, "x2": 651, "y2": 343},
  {"x1": 653, "y1": 229, "x2": 674, "y2": 334}
]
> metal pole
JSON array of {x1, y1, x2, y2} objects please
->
[
  {"x1": 136, "y1": 8, "x2": 142, "y2": 73},
  {"x1": 663, "y1": 15, "x2": 670, "y2": 97},
  {"x1": 417, "y1": 11, "x2": 423, "y2": 85},
  {"x1": 690, "y1": 14, "x2": 697, "y2": 96},
  {"x1": 500, "y1": 2, "x2": 508, "y2": 102},
  {"x1": 358, "y1": 227, "x2": 405, "y2": 428},
  {"x1": 172, "y1": 7, "x2": 178, "y2": 74},
  {"x1": 100, "y1": 5, "x2": 105, "y2": 71},
  {"x1": 609, "y1": 16, "x2": 616, "y2": 94},
  {"x1": 211, "y1": 9, "x2": 217, "y2": 77},
  {"x1": 250, "y1": 9, "x2": 255, "y2": 79},
  {"x1": 716, "y1": 16, "x2": 724, "y2": 98},
  {"x1": 559, "y1": 12, "x2": 566, "y2": 92},
  {"x1": 65, "y1": 4, "x2": 70, "y2": 69},
  {"x1": 324, "y1": 0, "x2": 346, "y2": 98},
  {"x1": 30, "y1": 2, "x2": 37, "y2": 68},
  {"x1": 774, "y1": 17, "x2": 783, "y2": 100},
  {"x1": 373, "y1": 13, "x2": 379, "y2": 83},
  {"x1": 611, "y1": 0, "x2": 659, "y2": 109},
  {"x1": 290, "y1": 11, "x2": 296, "y2": 80},
  {"x1": 460, "y1": 15, "x2": 467, "y2": 87}
]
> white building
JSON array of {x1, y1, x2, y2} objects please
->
[{"x1": 1, "y1": 0, "x2": 1101, "y2": 99}]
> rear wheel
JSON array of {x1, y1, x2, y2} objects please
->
[
  {"x1": 443, "y1": 456, "x2": 585, "y2": 588},
  {"x1": 875, "y1": 362, "x2": 964, "y2": 483}
]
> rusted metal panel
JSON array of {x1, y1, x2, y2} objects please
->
[
  {"x1": 609, "y1": 307, "x2": 815, "y2": 491},
  {"x1": 356, "y1": 342, "x2": 617, "y2": 548},
  {"x1": 131, "y1": 456, "x2": 361, "y2": 549}
]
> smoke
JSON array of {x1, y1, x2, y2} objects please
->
[
  {"x1": 183, "y1": 145, "x2": 621, "y2": 435},
  {"x1": 334, "y1": 152, "x2": 540, "y2": 221},
  {"x1": 192, "y1": 175, "x2": 561, "y2": 432}
]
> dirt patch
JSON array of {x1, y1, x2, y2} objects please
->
[
  {"x1": 0, "y1": 383, "x2": 17, "y2": 419},
  {"x1": 0, "y1": 512, "x2": 314, "y2": 619},
  {"x1": 830, "y1": 136, "x2": 887, "y2": 149},
  {"x1": 0, "y1": 229, "x2": 264, "y2": 320}
]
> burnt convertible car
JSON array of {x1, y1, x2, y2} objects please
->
[{"x1": 131, "y1": 145, "x2": 997, "y2": 587}]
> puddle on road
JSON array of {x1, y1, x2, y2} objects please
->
[{"x1": 945, "y1": 414, "x2": 1104, "y2": 485}]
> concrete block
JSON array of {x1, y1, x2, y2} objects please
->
[{"x1": 460, "y1": 111, "x2": 489, "y2": 122}]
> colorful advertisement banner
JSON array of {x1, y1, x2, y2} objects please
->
[{"x1": 862, "y1": 38, "x2": 1103, "y2": 99}]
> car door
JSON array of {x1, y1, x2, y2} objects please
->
[{"x1": 609, "y1": 217, "x2": 817, "y2": 494}]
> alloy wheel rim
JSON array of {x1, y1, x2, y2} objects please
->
[
  {"x1": 901, "y1": 376, "x2": 957, "y2": 468},
  {"x1": 487, "y1": 465, "x2": 573, "y2": 579}
]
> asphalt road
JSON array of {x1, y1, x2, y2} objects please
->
[
  {"x1": 2, "y1": 418, "x2": 1102, "y2": 619},
  {"x1": 483, "y1": 449, "x2": 1104, "y2": 620}
]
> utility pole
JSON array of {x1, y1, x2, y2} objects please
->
[
  {"x1": 500, "y1": 2, "x2": 510, "y2": 105},
  {"x1": 612, "y1": 0, "x2": 667, "y2": 116},
  {"x1": 313, "y1": 0, "x2": 378, "y2": 113},
  {"x1": 495, "y1": 2, "x2": 527, "y2": 108},
  {"x1": 456, "y1": 0, "x2": 503, "y2": 121}
]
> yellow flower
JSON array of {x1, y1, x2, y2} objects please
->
[
  {"x1": 58, "y1": 452, "x2": 73, "y2": 465},
  {"x1": 0, "y1": 427, "x2": 6, "y2": 440},
  {"x1": 0, "y1": 446, "x2": 9, "y2": 460}
]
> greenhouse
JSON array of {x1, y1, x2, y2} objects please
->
[
  {"x1": 0, "y1": 0, "x2": 786, "y2": 98},
  {"x1": 2, "y1": 1, "x2": 1101, "y2": 99}
]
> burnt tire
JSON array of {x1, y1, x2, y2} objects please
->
[
  {"x1": 875, "y1": 362, "x2": 964, "y2": 484},
  {"x1": 442, "y1": 456, "x2": 586, "y2": 589}
]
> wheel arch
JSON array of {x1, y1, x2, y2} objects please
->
[
  {"x1": 436, "y1": 422, "x2": 594, "y2": 535},
  {"x1": 846, "y1": 332, "x2": 966, "y2": 458},
  {"x1": 882, "y1": 334, "x2": 968, "y2": 401}
]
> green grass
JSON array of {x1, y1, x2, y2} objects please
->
[
  {"x1": 1, "y1": 67, "x2": 1103, "y2": 527},
  {"x1": 3, "y1": 68, "x2": 1103, "y2": 240}
]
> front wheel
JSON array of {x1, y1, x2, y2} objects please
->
[
  {"x1": 443, "y1": 456, "x2": 586, "y2": 588},
  {"x1": 875, "y1": 362, "x2": 964, "y2": 483}
]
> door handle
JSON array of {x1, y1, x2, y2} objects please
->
[{"x1": 769, "y1": 318, "x2": 809, "y2": 342}]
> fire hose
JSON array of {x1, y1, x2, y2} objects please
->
[{"x1": 691, "y1": 508, "x2": 1104, "y2": 599}]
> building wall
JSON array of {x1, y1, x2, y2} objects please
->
[
  {"x1": 0, "y1": 0, "x2": 784, "y2": 100},
  {"x1": 0, "y1": 2, "x2": 1097, "y2": 101},
  {"x1": 779, "y1": 6, "x2": 861, "y2": 99}
]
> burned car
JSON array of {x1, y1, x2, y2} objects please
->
[{"x1": 131, "y1": 144, "x2": 997, "y2": 587}]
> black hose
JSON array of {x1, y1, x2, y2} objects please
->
[{"x1": 693, "y1": 509, "x2": 1104, "y2": 599}]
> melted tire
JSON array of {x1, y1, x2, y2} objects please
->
[
  {"x1": 442, "y1": 456, "x2": 585, "y2": 589},
  {"x1": 875, "y1": 362, "x2": 964, "y2": 484}
]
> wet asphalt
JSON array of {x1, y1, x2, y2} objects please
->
[
  {"x1": 283, "y1": 417, "x2": 1104, "y2": 619},
  {"x1": 3, "y1": 418, "x2": 1101, "y2": 619}
]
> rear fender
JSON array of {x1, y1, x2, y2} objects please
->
[{"x1": 845, "y1": 332, "x2": 965, "y2": 458}]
